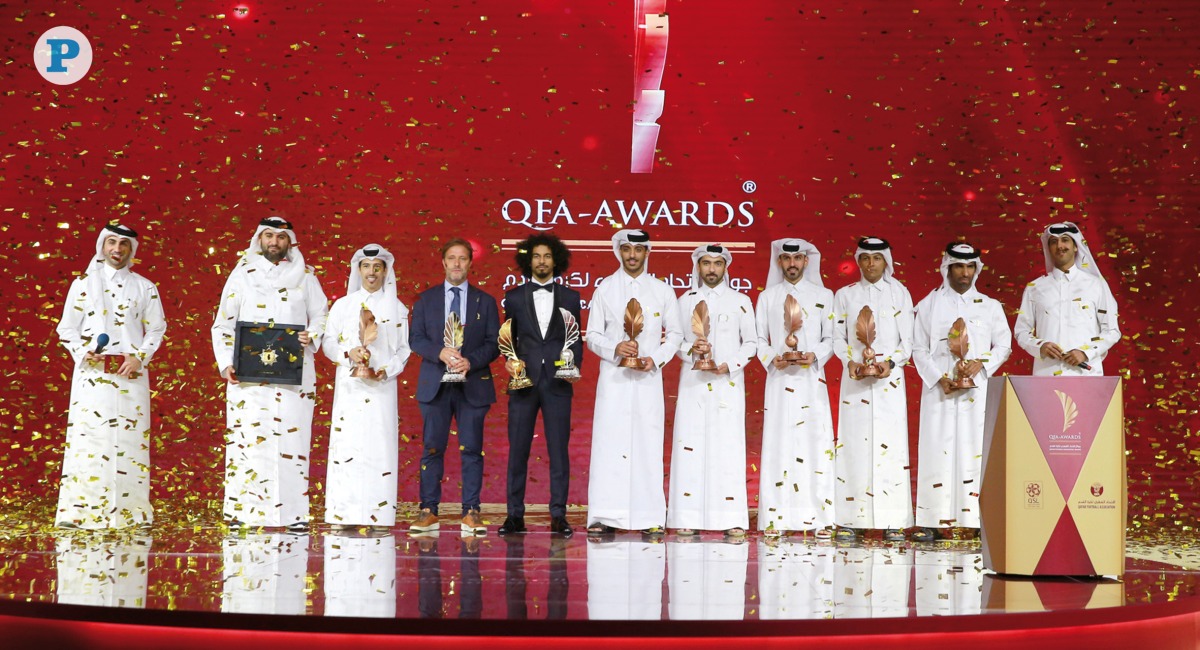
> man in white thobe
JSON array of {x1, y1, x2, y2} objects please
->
[
  {"x1": 585, "y1": 229, "x2": 683, "y2": 534},
  {"x1": 55, "y1": 223, "x2": 166, "y2": 530},
  {"x1": 667, "y1": 244, "x2": 757, "y2": 536},
  {"x1": 832, "y1": 237, "x2": 915, "y2": 542},
  {"x1": 754, "y1": 238, "x2": 837, "y2": 538},
  {"x1": 321, "y1": 244, "x2": 410, "y2": 530},
  {"x1": 1014, "y1": 222, "x2": 1120, "y2": 376},
  {"x1": 911, "y1": 243, "x2": 1011, "y2": 542},
  {"x1": 212, "y1": 216, "x2": 328, "y2": 530}
]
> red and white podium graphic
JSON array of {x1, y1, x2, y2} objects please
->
[{"x1": 980, "y1": 376, "x2": 1125, "y2": 577}]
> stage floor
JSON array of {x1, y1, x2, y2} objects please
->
[{"x1": 1, "y1": 509, "x2": 1198, "y2": 629}]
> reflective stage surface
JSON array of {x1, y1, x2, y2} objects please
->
[{"x1": 1, "y1": 512, "x2": 1197, "y2": 627}]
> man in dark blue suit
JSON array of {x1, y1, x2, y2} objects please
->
[
  {"x1": 408, "y1": 238, "x2": 500, "y2": 535},
  {"x1": 498, "y1": 234, "x2": 583, "y2": 537}
]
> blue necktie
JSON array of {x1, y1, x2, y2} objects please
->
[{"x1": 450, "y1": 286, "x2": 462, "y2": 320}]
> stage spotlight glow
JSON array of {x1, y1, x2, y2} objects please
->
[{"x1": 233, "y1": 5, "x2": 250, "y2": 19}]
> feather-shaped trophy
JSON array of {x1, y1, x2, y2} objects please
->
[
  {"x1": 555, "y1": 308, "x2": 582, "y2": 379},
  {"x1": 854, "y1": 305, "x2": 884, "y2": 378},
  {"x1": 351, "y1": 306, "x2": 380, "y2": 379},
  {"x1": 618, "y1": 298, "x2": 645, "y2": 369},
  {"x1": 948, "y1": 317, "x2": 976, "y2": 389},
  {"x1": 781, "y1": 294, "x2": 807, "y2": 364},
  {"x1": 691, "y1": 300, "x2": 717, "y2": 371},
  {"x1": 440, "y1": 311, "x2": 466, "y2": 383},
  {"x1": 498, "y1": 319, "x2": 534, "y2": 391}
]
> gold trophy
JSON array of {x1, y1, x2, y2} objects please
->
[
  {"x1": 554, "y1": 308, "x2": 582, "y2": 380},
  {"x1": 618, "y1": 298, "x2": 644, "y2": 369},
  {"x1": 853, "y1": 305, "x2": 886, "y2": 378},
  {"x1": 498, "y1": 319, "x2": 534, "y2": 392},
  {"x1": 441, "y1": 312, "x2": 466, "y2": 383},
  {"x1": 350, "y1": 307, "x2": 380, "y2": 379},
  {"x1": 781, "y1": 294, "x2": 808, "y2": 365},
  {"x1": 948, "y1": 317, "x2": 976, "y2": 389},
  {"x1": 690, "y1": 300, "x2": 718, "y2": 371}
]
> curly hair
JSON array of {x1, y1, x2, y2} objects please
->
[{"x1": 514, "y1": 233, "x2": 571, "y2": 278}]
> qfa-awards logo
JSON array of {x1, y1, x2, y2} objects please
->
[
  {"x1": 1024, "y1": 481, "x2": 1043, "y2": 509},
  {"x1": 1046, "y1": 390, "x2": 1085, "y2": 455}
]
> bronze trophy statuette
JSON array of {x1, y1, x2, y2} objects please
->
[
  {"x1": 554, "y1": 307, "x2": 582, "y2": 380},
  {"x1": 948, "y1": 317, "x2": 976, "y2": 389},
  {"x1": 498, "y1": 319, "x2": 534, "y2": 392},
  {"x1": 618, "y1": 298, "x2": 644, "y2": 369},
  {"x1": 440, "y1": 311, "x2": 466, "y2": 383},
  {"x1": 690, "y1": 300, "x2": 718, "y2": 372},
  {"x1": 853, "y1": 305, "x2": 886, "y2": 378},
  {"x1": 351, "y1": 306, "x2": 381, "y2": 379},
  {"x1": 781, "y1": 293, "x2": 808, "y2": 365}
]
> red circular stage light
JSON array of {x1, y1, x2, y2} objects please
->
[
  {"x1": 233, "y1": 5, "x2": 250, "y2": 19},
  {"x1": 963, "y1": 190, "x2": 977, "y2": 201},
  {"x1": 839, "y1": 260, "x2": 856, "y2": 275},
  {"x1": 582, "y1": 135, "x2": 599, "y2": 151}
]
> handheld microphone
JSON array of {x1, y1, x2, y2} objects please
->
[
  {"x1": 1077, "y1": 361, "x2": 1092, "y2": 371},
  {"x1": 94, "y1": 333, "x2": 110, "y2": 354}
]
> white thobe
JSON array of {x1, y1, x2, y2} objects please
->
[
  {"x1": 757, "y1": 540, "x2": 836, "y2": 620},
  {"x1": 321, "y1": 288, "x2": 410, "y2": 526},
  {"x1": 324, "y1": 534, "x2": 398, "y2": 618},
  {"x1": 55, "y1": 265, "x2": 166, "y2": 529},
  {"x1": 1013, "y1": 266, "x2": 1120, "y2": 376},
  {"x1": 832, "y1": 279, "x2": 915, "y2": 529},
  {"x1": 55, "y1": 535, "x2": 152, "y2": 608},
  {"x1": 754, "y1": 280, "x2": 837, "y2": 532},
  {"x1": 914, "y1": 548, "x2": 983, "y2": 616},
  {"x1": 212, "y1": 260, "x2": 328, "y2": 526},
  {"x1": 667, "y1": 284, "x2": 757, "y2": 531},
  {"x1": 586, "y1": 539, "x2": 666, "y2": 620},
  {"x1": 667, "y1": 540, "x2": 748, "y2": 620},
  {"x1": 585, "y1": 271, "x2": 683, "y2": 530},
  {"x1": 912, "y1": 287, "x2": 1011, "y2": 529},
  {"x1": 221, "y1": 533, "x2": 310, "y2": 615}
]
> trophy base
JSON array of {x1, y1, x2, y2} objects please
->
[
  {"x1": 782, "y1": 350, "x2": 808, "y2": 366},
  {"x1": 507, "y1": 375, "x2": 534, "y2": 392},
  {"x1": 555, "y1": 367, "x2": 581, "y2": 380},
  {"x1": 351, "y1": 366, "x2": 381, "y2": 380},
  {"x1": 857, "y1": 364, "x2": 885, "y2": 379},
  {"x1": 441, "y1": 372, "x2": 467, "y2": 383},
  {"x1": 951, "y1": 376, "x2": 977, "y2": 390},
  {"x1": 692, "y1": 359, "x2": 719, "y2": 372},
  {"x1": 618, "y1": 357, "x2": 643, "y2": 369}
]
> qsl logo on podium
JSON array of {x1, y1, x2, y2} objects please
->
[
  {"x1": 33, "y1": 26, "x2": 92, "y2": 85},
  {"x1": 1024, "y1": 481, "x2": 1043, "y2": 509}
]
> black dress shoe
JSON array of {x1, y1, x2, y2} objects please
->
[
  {"x1": 498, "y1": 516, "x2": 527, "y2": 535},
  {"x1": 549, "y1": 516, "x2": 574, "y2": 538}
]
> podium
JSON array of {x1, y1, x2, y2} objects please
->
[{"x1": 979, "y1": 376, "x2": 1125, "y2": 577}]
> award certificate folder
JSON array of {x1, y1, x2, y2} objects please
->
[{"x1": 233, "y1": 321, "x2": 305, "y2": 385}]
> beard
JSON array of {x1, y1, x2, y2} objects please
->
[{"x1": 263, "y1": 246, "x2": 288, "y2": 263}]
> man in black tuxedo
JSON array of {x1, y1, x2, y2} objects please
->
[
  {"x1": 408, "y1": 238, "x2": 500, "y2": 535},
  {"x1": 498, "y1": 234, "x2": 582, "y2": 537}
]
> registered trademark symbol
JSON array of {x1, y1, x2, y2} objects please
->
[{"x1": 742, "y1": 180, "x2": 757, "y2": 194}]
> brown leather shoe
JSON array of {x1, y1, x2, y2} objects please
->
[
  {"x1": 461, "y1": 509, "x2": 487, "y2": 535},
  {"x1": 409, "y1": 508, "x2": 439, "y2": 533}
]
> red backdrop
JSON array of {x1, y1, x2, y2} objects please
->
[{"x1": 1, "y1": 0, "x2": 1196, "y2": 531}]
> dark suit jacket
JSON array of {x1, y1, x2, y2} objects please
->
[
  {"x1": 410, "y1": 282, "x2": 500, "y2": 406},
  {"x1": 503, "y1": 281, "x2": 583, "y2": 394}
]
